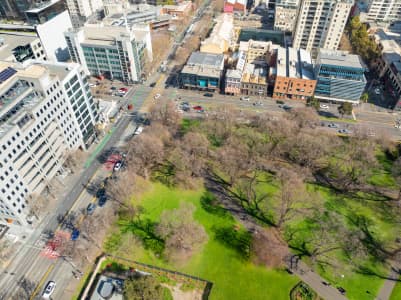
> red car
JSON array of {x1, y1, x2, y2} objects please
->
[
  {"x1": 119, "y1": 87, "x2": 128, "y2": 92},
  {"x1": 193, "y1": 105, "x2": 203, "y2": 111}
]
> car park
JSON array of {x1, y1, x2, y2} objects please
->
[
  {"x1": 42, "y1": 281, "x2": 56, "y2": 299},
  {"x1": 71, "y1": 229, "x2": 80, "y2": 241},
  {"x1": 113, "y1": 161, "x2": 123, "y2": 171},
  {"x1": 320, "y1": 104, "x2": 329, "y2": 110},
  {"x1": 86, "y1": 203, "x2": 96, "y2": 215}
]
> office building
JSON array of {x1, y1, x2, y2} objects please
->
[
  {"x1": 293, "y1": 0, "x2": 353, "y2": 55},
  {"x1": 240, "y1": 63, "x2": 268, "y2": 97},
  {"x1": 274, "y1": 0, "x2": 300, "y2": 32},
  {"x1": 239, "y1": 40, "x2": 278, "y2": 65},
  {"x1": 65, "y1": 24, "x2": 152, "y2": 83},
  {"x1": 0, "y1": 0, "x2": 49, "y2": 19},
  {"x1": 271, "y1": 47, "x2": 316, "y2": 101},
  {"x1": 314, "y1": 49, "x2": 367, "y2": 103},
  {"x1": 0, "y1": 33, "x2": 47, "y2": 62},
  {"x1": 0, "y1": 60, "x2": 98, "y2": 229},
  {"x1": 25, "y1": 0, "x2": 67, "y2": 24},
  {"x1": 365, "y1": 0, "x2": 401, "y2": 23},
  {"x1": 180, "y1": 52, "x2": 225, "y2": 92},
  {"x1": 66, "y1": 0, "x2": 104, "y2": 28},
  {"x1": 225, "y1": 51, "x2": 246, "y2": 95}
]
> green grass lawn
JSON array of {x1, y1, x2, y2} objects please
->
[
  {"x1": 109, "y1": 182, "x2": 298, "y2": 300},
  {"x1": 390, "y1": 277, "x2": 401, "y2": 300}
]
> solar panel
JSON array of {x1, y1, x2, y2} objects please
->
[{"x1": 0, "y1": 67, "x2": 17, "y2": 83}]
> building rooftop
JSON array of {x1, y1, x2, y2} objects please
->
[
  {"x1": 242, "y1": 63, "x2": 267, "y2": 85},
  {"x1": 90, "y1": 275, "x2": 123, "y2": 300},
  {"x1": 0, "y1": 33, "x2": 39, "y2": 61},
  {"x1": 226, "y1": 69, "x2": 242, "y2": 79},
  {"x1": 318, "y1": 49, "x2": 365, "y2": 69},
  {"x1": 25, "y1": 0, "x2": 62, "y2": 13},
  {"x1": 187, "y1": 52, "x2": 224, "y2": 69},
  {"x1": 276, "y1": 47, "x2": 314, "y2": 80}
]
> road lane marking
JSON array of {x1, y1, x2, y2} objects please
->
[{"x1": 29, "y1": 263, "x2": 55, "y2": 300}]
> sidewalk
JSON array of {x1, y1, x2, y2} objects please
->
[
  {"x1": 290, "y1": 260, "x2": 348, "y2": 300},
  {"x1": 376, "y1": 262, "x2": 400, "y2": 300}
]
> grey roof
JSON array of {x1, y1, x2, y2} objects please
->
[
  {"x1": 226, "y1": 69, "x2": 242, "y2": 79},
  {"x1": 0, "y1": 33, "x2": 39, "y2": 61},
  {"x1": 187, "y1": 52, "x2": 224, "y2": 69},
  {"x1": 318, "y1": 49, "x2": 365, "y2": 69}
]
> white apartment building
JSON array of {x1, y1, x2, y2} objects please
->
[
  {"x1": 293, "y1": 0, "x2": 353, "y2": 55},
  {"x1": 0, "y1": 60, "x2": 98, "y2": 229},
  {"x1": 66, "y1": 0, "x2": 104, "y2": 27},
  {"x1": 274, "y1": 0, "x2": 300, "y2": 32},
  {"x1": 366, "y1": 0, "x2": 401, "y2": 23}
]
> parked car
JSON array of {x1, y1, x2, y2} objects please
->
[
  {"x1": 71, "y1": 229, "x2": 80, "y2": 241},
  {"x1": 320, "y1": 104, "x2": 329, "y2": 110},
  {"x1": 374, "y1": 88, "x2": 381, "y2": 95},
  {"x1": 134, "y1": 126, "x2": 143, "y2": 135},
  {"x1": 338, "y1": 129, "x2": 350, "y2": 134},
  {"x1": 89, "y1": 83, "x2": 97, "y2": 87},
  {"x1": 113, "y1": 161, "x2": 123, "y2": 171},
  {"x1": 42, "y1": 281, "x2": 56, "y2": 299},
  {"x1": 119, "y1": 87, "x2": 128, "y2": 92},
  {"x1": 86, "y1": 203, "x2": 96, "y2": 215},
  {"x1": 328, "y1": 123, "x2": 338, "y2": 128},
  {"x1": 240, "y1": 96, "x2": 250, "y2": 101},
  {"x1": 150, "y1": 82, "x2": 156, "y2": 87},
  {"x1": 154, "y1": 93, "x2": 161, "y2": 100},
  {"x1": 204, "y1": 93, "x2": 213, "y2": 97},
  {"x1": 193, "y1": 105, "x2": 203, "y2": 111},
  {"x1": 282, "y1": 104, "x2": 292, "y2": 110},
  {"x1": 98, "y1": 195, "x2": 107, "y2": 207}
]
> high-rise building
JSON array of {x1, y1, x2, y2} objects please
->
[
  {"x1": 0, "y1": 33, "x2": 47, "y2": 63},
  {"x1": 274, "y1": 0, "x2": 300, "y2": 32},
  {"x1": 365, "y1": 0, "x2": 401, "y2": 23},
  {"x1": 0, "y1": 60, "x2": 98, "y2": 229},
  {"x1": 66, "y1": 0, "x2": 104, "y2": 28},
  {"x1": 293, "y1": 0, "x2": 353, "y2": 55},
  {"x1": 65, "y1": 24, "x2": 152, "y2": 83},
  {"x1": 314, "y1": 49, "x2": 367, "y2": 103}
]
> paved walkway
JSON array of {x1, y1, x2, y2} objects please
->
[{"x1": 376, "y1": 262, "x2": 400, "y2": 300}]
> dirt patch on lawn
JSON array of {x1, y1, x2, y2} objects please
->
[{"x1": 163, "y1": 283, "x2": 203, "y2": 300}]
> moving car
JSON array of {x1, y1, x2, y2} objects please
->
[
  {"x1": 86, "y1": 203, "x2": 96, "y2": 215},
  {"x1": 42, "y1": 281, "x2": 56, "y2": 299},
  {"x1": 193, "y1": 105, "x2": 203, "y2": 111},
  {"x1": 154, "y1": 93, "x2": 161, "y2": 100},
  {"x1": 338, "y1": 129, "x2": 350, "y2": 134},
  {"x1": 98, "y1": 195, "x2": 107, "y2": 207},
  {"x1": 328, "y1": 123, "x2": 338, "y2": 128},
  {"x1": 150, "y1": 82, "x2": 156, "y2": 87},
  {"x1": 204, "y1": 93, "x2": 213, "y2": 97},
  {"x1": 374, "y1": 88, "x2": 381, "y2": 95},
  {"x1": 240, "y1": 96, "x2": 250, "y2": 101}
]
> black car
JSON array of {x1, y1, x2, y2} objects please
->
[
  {"x1": 149, "y1": 82, "x2": 156, "y2": 87},
  {"x1": 96, "y1": 188, "x2": 106, "y2": 198},
  {"x1": 86, "y1": 203, "x2": 96, "y2": 215},
  {"x1": 98, "y1": 195, "x2": 107, "y2": 207},
  {"x1": 204, "y1": 93, "x2": 214, "y2": 97}
]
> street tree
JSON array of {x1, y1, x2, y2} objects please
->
[
  {"x1": 156, "y1": 202, "x2": 207, "y2": 262},
  {"x1": 28, "y1": 193, "x2": 50, "y2": 220},
  {"x1": 360, "y1": 92, "x2": 369, "y2": 103},
  {"x1": 338, "y1": 102, "x2": 353, "y2": 118},
  {"x1": 306, "y1": 96, "x2": 320, "y2": 110}
]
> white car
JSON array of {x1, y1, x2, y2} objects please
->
[
  {"x1": 113, "y1": 161, "x2": 122, "y2": 171},
  {"x1": 154, "y1": 93, "x2": 161, "y2": 100},
  {"x1": 42, "y1": 281, "x2": 56, "y2": 299},
  {"x1": 374, "y1": 88, "x2": 381, "y2": 95},
  {"x1": 240, "y1": 96, "x2": 250, "y2": 101},
  {"x1": 320, "y1": 104, "x2": 329, "y2": 110},
  {"x1": 134, "y1": 126, "x2": 143, "y2": 135},
  {"x1": 89, "y1": 83, "x2": 97, "y2": 87}
]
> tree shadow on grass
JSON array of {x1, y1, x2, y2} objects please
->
[
  {"x1": 213, "y1": 226, "x2": 252, "y2": 260},
  {"x1": 119, "y1": 218, "x2": 165, "y2": 255},
  {"x1": 153, "y1": 162, "x2": 176, "y2": 187},
  {"x1": 200, "y1": 191, "x2": 233, "y2": 220}
]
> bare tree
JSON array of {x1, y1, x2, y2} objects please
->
[
  {"x1": 149, "y1": 100, "x2": 182, "y2": 132},
  {"x1": 275, "y1": 169, "x2": 306, "y2": 229},
  {"x1": 156, "y1": 202, "x2": 208, "y2": 262},
  {"x1": 28, "y1": 193, "x2": 50, "y2": 220},
  {"x1": 63, "y1": 150, "x2": 86, "y2": 173}
]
